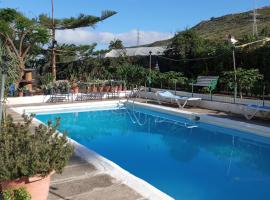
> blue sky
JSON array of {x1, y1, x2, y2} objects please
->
[{"x1": 1, "y1": 0, "x2": 269, "y2": 48}]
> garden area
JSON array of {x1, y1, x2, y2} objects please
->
[{"x1": 0, "y1": 8, "x2": 269, "y2": 102}]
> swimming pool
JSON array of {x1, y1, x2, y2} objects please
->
[{"x1": 36, "y1": 104, "x2": 270, "y2": 200}]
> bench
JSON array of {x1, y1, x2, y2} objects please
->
[{"x1": 190, "y1": 76, "x2": 219, "y2": 99}]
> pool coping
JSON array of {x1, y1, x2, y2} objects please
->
[
  {"x1": 11, "y1": 101, "x2": 174, "y2": 200},
  {"x1": 130, "y1": 101, "x2": 270, "y2": 138}
]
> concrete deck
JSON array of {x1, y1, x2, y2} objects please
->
[
  {"x1": 6, "y1": 106, "x2": 145, "y2": 200},
  {"x1": 142, "y1": 100, "x2": 270, "y2": 128},
  {"x1": 48, "y1": 155, "x2": 144, "y2": 200}
]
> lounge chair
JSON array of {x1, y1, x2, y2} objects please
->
[
  {"x1": 155, "y1": 91, "x2": 201, "y2": 109},
  {"x1": 242, "y1": 104, "x2": 270, "y2": 120}
]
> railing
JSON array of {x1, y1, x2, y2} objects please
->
[{"x1": 149, "y1": 88, "x2": 270, "y2": 107}]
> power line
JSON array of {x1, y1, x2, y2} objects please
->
[{"x1": 156, "y1": 52, "x2": 229, "y2": 62}]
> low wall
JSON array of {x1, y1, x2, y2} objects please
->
[{"x1": 7, "y1": 92, "x2": 130, "y2": 106}]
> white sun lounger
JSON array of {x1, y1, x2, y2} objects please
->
[
  {"x1": 242, "y1": 104, "x2": 270, "y2": 120},
  {"x1": 155, "y1": 91, "x2": 201, "y2": 108}
]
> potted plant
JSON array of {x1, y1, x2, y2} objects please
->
[
  {"x1": 71, "y1": 81, "x2": 79, "y2": 94},
  {"x1": 1, "y1": 187, "x2": 31, "y2": 200},
  {"x1": 53, "y1": 80, "x2": 71, "y2": 94},
  {"x1": 16, "y1": 86, "x2": 28, "y2": 97},
  {"x1": 0, "y1": 114, "x2": 74, "y2": 200},
  {"x1": 17, "y1": 87, "x2": 24, "y2": 97}
]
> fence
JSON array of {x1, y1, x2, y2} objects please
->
[{"x1": 149, "y1": 88, "x2": 270, "y2": 107}]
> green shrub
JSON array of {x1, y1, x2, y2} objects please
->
[
  {"x1": 1, "y1": 187, "x2": 31, "y2": 200},
  {"x1": 0, "y1": 114, "x2": 74, "y2": 181}
]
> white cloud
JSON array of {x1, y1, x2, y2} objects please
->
[{"x1": 56, "y1": 29, "x2": 173, "y2": 47}]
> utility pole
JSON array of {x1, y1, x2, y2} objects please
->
[
  {"x1": 148, "y1": 51, "x2": 152, "y2": 92},
  {"x1": 232, "y1": 46, "x2": 237, "y2": 103},
  {"x1": 252, "y1": 0, "x2": 259, "y2": 37},
  {"x1": 136, "y1": 29, "x2": 140, "y2": 46},
  {"x1": 51, "y1": 0, "x2": 57, "y2": 81}
]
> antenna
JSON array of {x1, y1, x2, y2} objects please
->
[
  {"x1": 251, "y1": 0, "x2": 259, "y2": 37},
  {"x1": 136, "y1": 28, "x2": 140, "y2": 46}
]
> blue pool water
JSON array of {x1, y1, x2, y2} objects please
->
[{"x1": 36, "y1": 106, "x2": 270, "y2": 200}]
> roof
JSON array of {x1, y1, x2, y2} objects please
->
[{"x1": 104, "y1": 46, "x2": 166, "y2": 58}]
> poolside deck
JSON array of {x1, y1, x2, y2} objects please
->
[
  {"x1": 48, "y1": 155, "x2": 144, "y2": 200},
  {"x1": 6, "y1": 106, "x2": 145, "y2": 200}
]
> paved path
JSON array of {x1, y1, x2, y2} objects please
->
[
  {"x1": 6, "y1": 106, "x2": 144, "y2": 200},
  {"x1": 48, "y1": 155, "x2": 144, "y2": 200}
]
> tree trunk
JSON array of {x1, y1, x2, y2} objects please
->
[
  {"x1": 17, "y1": 59, "x2": 25, "y2": 87},
  {"x1": 239, "y1": 86, "x2": 243, "y2": 99}
]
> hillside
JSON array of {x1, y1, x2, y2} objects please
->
[{"x1": 144, "y1": 6, "x2": 270, "y2": 47}]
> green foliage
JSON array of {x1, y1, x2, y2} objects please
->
[
  {"x1": 52, "y1": 80, "x2": 71, "y2": 93},
  {"x1": 16, "y1": 86, "x2": 28, "y2": 93},
  {"x1": 109, "y1": 39, "x2": 124, "y2": 50},
  {"x1": 116, "y1": 64, "x2": 147, "y2": 87},
  {"x1": 39, "y1": 11, "x2": 117, "y2": 30},
  {"x1": 1, "y1": 187, "x2": 31, "y2": 200},
  {"x1": 0, "y1": 114, "x2": 74, "y2": 181},
  {"x1": 0, "y1": 8, "x2": 49, "y2": 45},
  {"x1": 221, "y1": 68, "x2": 263, "y2": 98},
  {"x1": 166, "y1": 29, "x2": 204, "y2": 59},
  {"x1": 0, "y1": 44, "x2": 20, "y2": 91},
  {"x1": 0, "y1": 8, "x2": 50, "y2": 82}
]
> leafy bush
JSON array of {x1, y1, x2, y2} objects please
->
[
  {"x1": 1, "y1": 187, "x2": 31, "y2": 200},
  {"x1": 0, "y1": 114, "x2": 74, "y2": 181},
  {"x1": 221, "y1": 68, "x2": 263, "y2": 98},
  {"x1": 52, "y1": 80, "x2": 71, "y2": 93}
]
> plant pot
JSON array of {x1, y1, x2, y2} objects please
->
[
  {"x1": 73, "y1": 86, "x2": 79, "y2": 94},
  {"x1": 118, "y1": 84, "x2": 123, "y2": 91},
  {"x1": 98, "y1": 86, "x2": 104, "y2": 92},
  {"x1": 1, "y1": 173, "x2": 53, "y2": 200},
  {"x1": 92, "y1": 86, "x2": 97, "y2": 93},
  {"x1": 18, "y1": 92, "x2": 24, "y2": 97}
]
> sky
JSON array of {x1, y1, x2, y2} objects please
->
[{"x1": 1, "y1": 0, "x2": 269, "y2": 49}]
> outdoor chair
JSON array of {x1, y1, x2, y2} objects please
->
[
  {"x1": 155, "y1": 91, "x2": 201, "y2": 109},
  {"x1": 78, "y1": 83, "x2": 103, "y2": 101},
  {"x1": 50, "y1": 88, "x2": 70, "y2": 103},
  {"x1": 241, "y1": 104, "x2": 270, "y2": 120}
]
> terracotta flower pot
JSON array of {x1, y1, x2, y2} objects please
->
[
  {"x1": 98, "y1": 86, "x2": 104, "y2": 92},
  {"x1": 74, "y1": 86, "x2": 79, "y2": 94},
  {"x1": 104, "y1": 86, "x2": 110, "y2": 92},
  {"x1": 118, "y1": 84, "x2": 123, "y2": 91},
  {"x1": 18, "y1": 92, "x2": 24, "y2": 97},
  {"x1": 92, "y1": 86, "x2": 97, "y2": 92},
  {"x1": 1, "y1": 173, "x2": 53, "y2": 200}
]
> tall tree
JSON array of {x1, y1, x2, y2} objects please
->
[
  {"x1": 0, "y1": 8, "x2": 50, "y2": 83},
  {"x1": 109, "y1": 39, "x2": 124, "y2": 49},
  {"x1": 166, "y1": 29, "x2": 203, "y2": 59},
  {"x1": 39, "y1": 9, "x2": 117, "y2": 80}
]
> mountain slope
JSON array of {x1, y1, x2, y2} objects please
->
[{"x1": 144, "y1": 6, "x2": 270, "y2": 47}]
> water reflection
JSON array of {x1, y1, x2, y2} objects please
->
[{"x1": 125, "y1": 108, "x2": 270, "y2": 176}]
